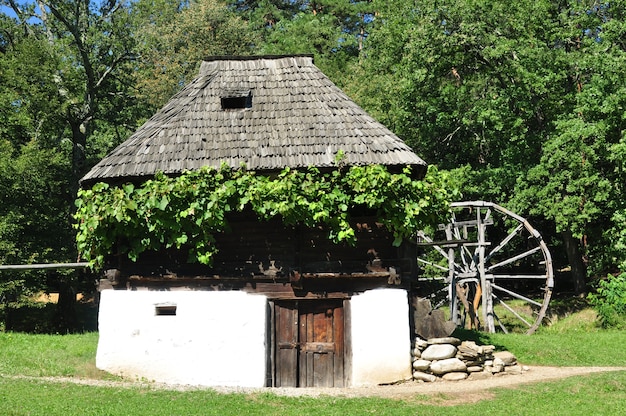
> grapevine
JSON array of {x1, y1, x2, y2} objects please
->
[{"x1": 75, "y1": 164, "x2": 456, "y2": 269}]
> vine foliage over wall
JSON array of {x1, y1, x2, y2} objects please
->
[{"x1": 74, "y1": 163, "x2": 456, "y2": 269}]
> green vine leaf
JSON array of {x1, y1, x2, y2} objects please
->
[{"x1": 74, "y1": 163, "x2": 455, "y2": 269}]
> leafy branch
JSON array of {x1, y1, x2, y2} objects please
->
[{"x1": 74, "y1": 164, "x2": 456, "y2": 269}]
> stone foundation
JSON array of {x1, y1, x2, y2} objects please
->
[{"x1": 411, "y1": 336, "x2": 527, "y2": 382}]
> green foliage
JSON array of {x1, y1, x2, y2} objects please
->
[
  {"x1": 588, "y1": 273, "x2": 626, "y2": 329},
  {"x1": 0, "y1": 139, "x2": 77, "y2": 321},
  {"x1": 516, "y1": 117, "x2": 615, "y2": 237},
  {"x1": 133, "y1": 0, "x2": 255, "y2": 109},
  {"x1": 75, "y1": 164, "x2": 456, "y2": 268},
  {"x1": 0, "y1": 0, "x2": 157, "y2": 331},
  {"x1": 234, "y1": 0, "x2": 371, "y2": 85},
  {"x1": 354, "y1": 0, "x2": 561, "y2": 171},
  {"x1": 345, "y1": 0, "x2": 626, "y2": 282}
]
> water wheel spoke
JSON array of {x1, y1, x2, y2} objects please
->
[
  {"x1": 417, "y1": 232, "x2": 457, "y2": 265},
  {"x1": 492, "y1": 311, "x2": 509, "y2": 334},
  {"x1": 420, "y1": 291, "x2": 449, "y2": 310},
  {"x1": 416, "y1": 257, "x2": 449, "y2": 272},
  {"x1": 463, "y1": 245, "x2": 479, "y2": 271},
  {"x1": 485, "y1": 223, "x2": 524, "y2": 263},
  {"x1": 417, "y1": 234, "x2": 449, "y2": 260},
  {"x1": 486, "y1": 246, "x2": 542, "y2": 272},
  {"x1": 493, "y1": 294, "x2": 532, "y2": 328},
  {"x1": 491, "y1": 283, "x2": 543, "y2": 307},
  {"x1": 417, "y1": 257, "x2": 467, "y2": 277},
  {"x1": 491, "y1": 274, "x2": 548, "y2": 280}
]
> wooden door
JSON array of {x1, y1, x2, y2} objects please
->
[{"x1": 273, "y1": 300, "x2": 346, "y2": 387}]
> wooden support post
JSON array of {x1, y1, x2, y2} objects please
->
[
  {"x1": 477, "y1": 209, "x2": 495, "y2": 333},
  {"x1": 445, "y1": 224, "x2": 460, "y2": 325}
]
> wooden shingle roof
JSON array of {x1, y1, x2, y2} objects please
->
[{"x1": 81, "y1": 55, "x2": 426, "y2": 185}]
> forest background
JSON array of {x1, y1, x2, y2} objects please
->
[{"x1": 1, "y1": 0, "x2": 625, "y2": 332}]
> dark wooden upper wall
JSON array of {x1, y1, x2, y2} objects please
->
[{"x1": 109, "y1": 212, "x2": 416, "y2": 284}]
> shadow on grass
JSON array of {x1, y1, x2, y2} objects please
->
[
  {"x1": 3, "y1": 299, "x2": 98, "y2": 334},
  {"x1": 547, "y1": 294, "x2": 591, "y2": 317}
]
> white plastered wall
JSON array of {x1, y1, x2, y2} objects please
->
[
  {"x1": 96, "y1": 290, "x2": 267, "y2": 387},
  {"x1": 350, "y1": 288, "x2": 412, "y2": 386}
]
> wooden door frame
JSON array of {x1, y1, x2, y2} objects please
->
[{"x1": 268, "y1": 298, "x2": 352, "y2": 387}]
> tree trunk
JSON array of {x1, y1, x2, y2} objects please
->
[
  {"x1": 561, "y1": 229, "x2": 587, "y2": 295},
  {"x1": 54, "y1": 278, "x2": 77, "y2": 333}
]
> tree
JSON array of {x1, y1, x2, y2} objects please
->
[
  {"x1": 0, "y1": 0, "x2": 143, "y2": 330},
  {"x1": 515, "y1": 1, "x2": 626, "y2": 290},
  {"x1": 132, "y1": 0, "x2": 255, "y2": 109},
  {"x1": 348, "y1": 0, "x2": 626, "y2": 293},
  {"x1": 0, "y1": 10, "x2": 75, "y2": 328},
  {"x1": 0, "y1": 0, "x2": 260, "y2": 331},
  {"x1": 231, "y1": 0, "x2": 373, "y2": 84}
]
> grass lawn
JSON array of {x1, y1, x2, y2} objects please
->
[
  {"x1": 1, "y1": 372, "x2": 626, "y2": 416},
  {"x1": 1, "y1": 307, "x2": 626, "y2": 415}
]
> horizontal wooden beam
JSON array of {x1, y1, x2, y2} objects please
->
[{"x1": 0, "y1": 263, "x2": 89, "y2": 271}]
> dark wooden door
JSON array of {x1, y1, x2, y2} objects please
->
[{"x1": 274, "y1": 300, "x2": 345, "y2": 387}]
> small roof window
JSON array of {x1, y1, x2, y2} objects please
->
[{"x1": 221, "y1": 92, "x2": 252, "y2": 110}]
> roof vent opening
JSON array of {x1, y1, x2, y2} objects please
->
[{"x1": 221, "y1": 93, "x2": 252, "y2": 110}]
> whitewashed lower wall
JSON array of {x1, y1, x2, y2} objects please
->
[
  {"x1": 97, "y1": 288, "x2": 411, "y2": 388},
  {"x1": 350, "y1": 288, "x2": 412, "y2": 386},
  {"x1": 96, "y1": 290, "x2": 267, "y2": 387}
]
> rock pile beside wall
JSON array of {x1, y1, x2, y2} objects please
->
[{"x1": 411, "y1": 337, "x2": 527, "y2": 382}]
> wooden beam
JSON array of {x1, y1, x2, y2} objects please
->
[{"x1": 0, "y1": 263, "x2": 89, "y2": 271}]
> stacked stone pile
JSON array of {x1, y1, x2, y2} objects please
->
[{"x1": 411, "y1": 337, "x2": 527, "y2": 382}]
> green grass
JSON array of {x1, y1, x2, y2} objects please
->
[
  {"x1": 0, "y1": 332, "x2": 110, "y2": 379},
  {"x1": 483, "y1": 307, "x2": 626, "y2": 367},
  {"x1": 2, "y1": 308, "x2": 626, "y2": 415},
  {"x1": 2, "y1": 372, "x2": 626, "y2": 415}
]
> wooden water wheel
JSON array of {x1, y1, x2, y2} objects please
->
[{"x1": 415, "y1": 201, "x2": 554, "y2": 334}]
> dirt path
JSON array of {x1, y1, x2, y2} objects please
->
[
  {"x1": 214, "y1": 366, "x2": 626, "y2": 402},
  {"x1": 9, "y1": 366, "x2": 626, "y2": 405}
]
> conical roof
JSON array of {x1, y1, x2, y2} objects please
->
[{"x1": 81, "y1": 55, "x2": 426, "y2": 185}]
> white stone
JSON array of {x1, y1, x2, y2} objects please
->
[
  {"x1": 428, "y1": 337, "x2": 461, "y2": 346},
  {"x1": 505, "y1": 365, "x2": 524, "y2": 374},
  {"x1": 493, "y1": 351, "x2": 517, "y2": 366},
  {"x1": 467, "y1": 366, "x2": 483, "y2": 373},
  {"x1": 429, "y1": 358, "x2": 467, "y2": 375},
  {"x1": 413, "y1": 371, "x2": 437, "y2": 382},
  {"x1": 421, "y1": 344, "x2": 458, "y2": 361},
  {"x1": 415, "y1": 338, "x2": 429, "y2": 349},
  {"x1": 483, "y1": 345, "x2": 496, "y2": 354},
  {"x1": 492, "y1": 357, "x2": 505, "y2": 373},
  {"x1": 412, "y1": 359, "x2": 431, "y2": 371},
  {"x1": 468, "y1": 371, "x2": 492, "y2": 380},
  {"x1": 442, "y1": 372, "x2": 468, "y2": 381},
  {"x1": 460, "y1": 340, "x2": 483, "y2": 355},
  {"x1": 412, "y1": 347, "x2": 422, "y2": 358}
]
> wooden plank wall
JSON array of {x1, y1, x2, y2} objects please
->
[{"x1": 110, "y1": 212, "x2": 415, "y2": 284}]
